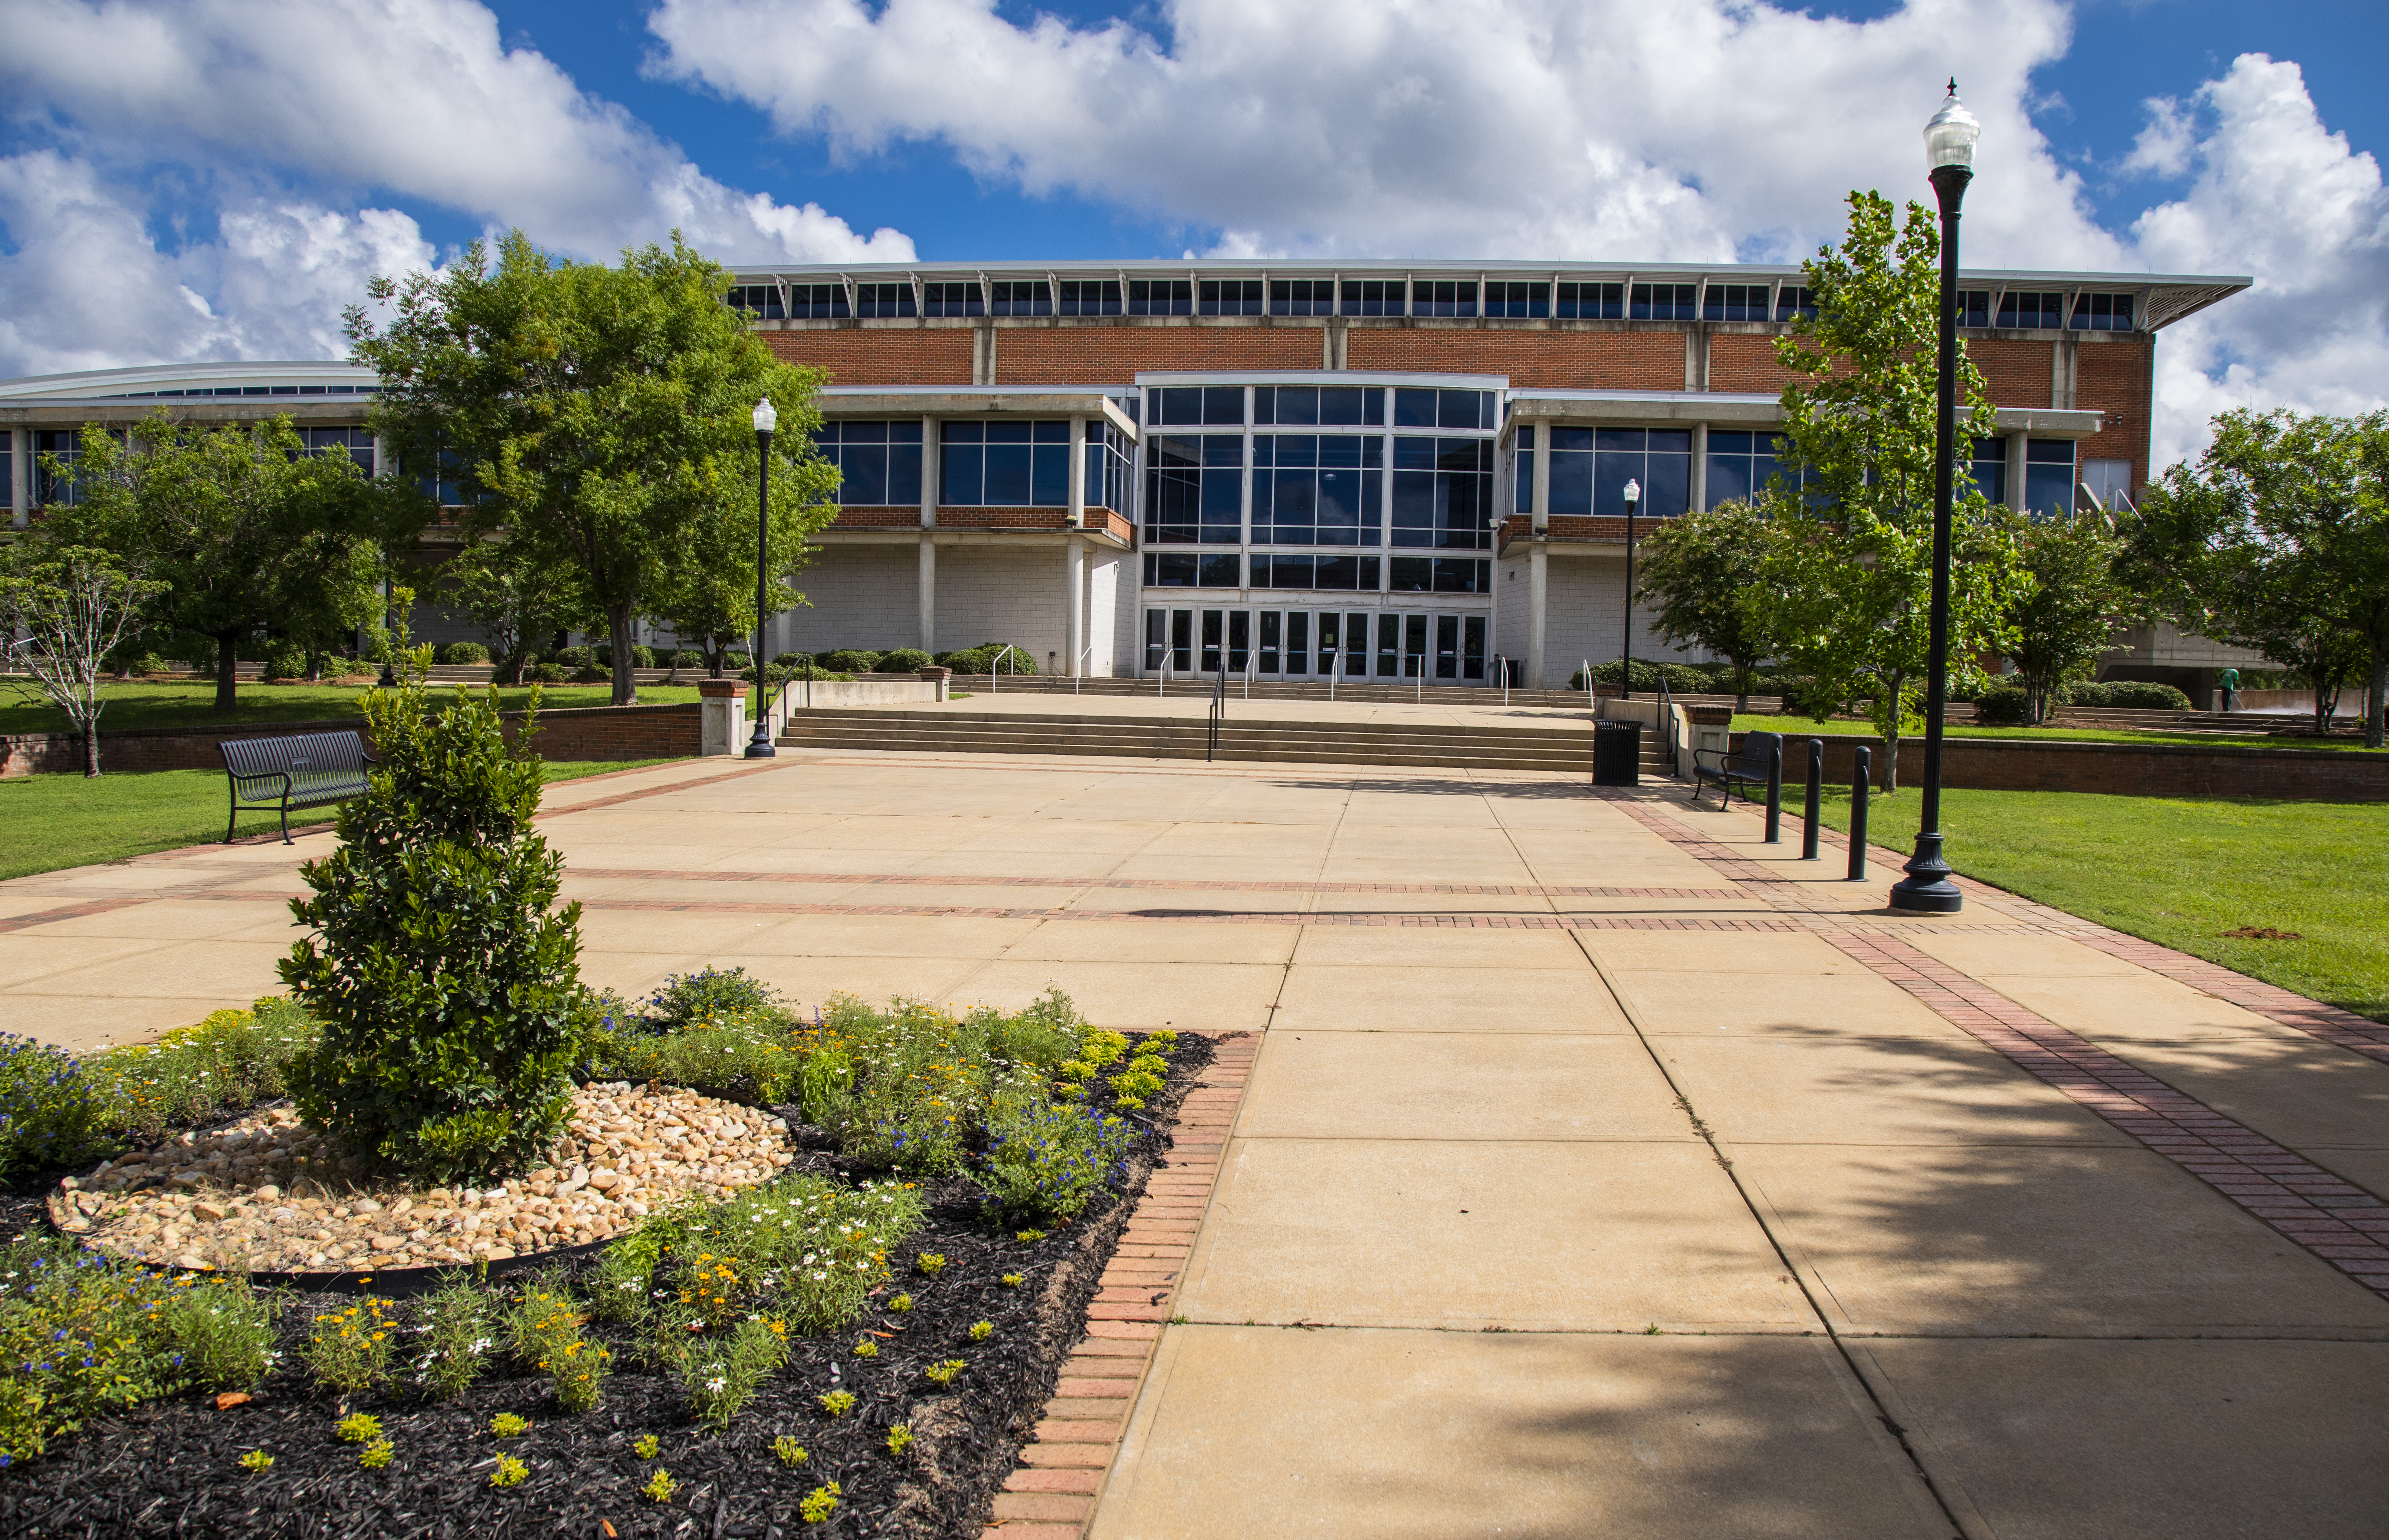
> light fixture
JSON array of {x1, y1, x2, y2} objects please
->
[
  {"x1": 1923, "y1": 80, "x2": 1982, "y2": 172},
  {"x1": 1620, "y1": 478, "x2": 1641, "y2": 701}
]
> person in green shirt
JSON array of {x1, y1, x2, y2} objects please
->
[{"x1": 2219, "y1": 667, "x2": 2240, "y2": 713}]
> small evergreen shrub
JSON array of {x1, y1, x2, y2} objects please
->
[
  {"x1": 669, "y1": 649, "x2": 705, "y2": 668},
  {"x1": 531, "y1": 662, "x2": 570, "y2": 683},
  {"x1": 2065, "y1": 680, "x2": 2193, "y2": 710},
  {"x1": 873, "y1": 648, "x2": 933, "y2": 673},
  {"x1": 823, "y1": 649, "x2": 882, "y2": 674},
  {"x1": 549, "y1": 645, "x2": 595, "y2": 670},
  {"x1": 593, "y1": 645, "x2": 657, "y2": 669},
  {"x1": 772, "y1": 652, "x2": 813, "y2": 666},
  {"x1": 436, "y1": 642, "x2": 489, "y2": 665},
  {"x1": 280, "y1": 664, "x2": 584, "y2": 1183},
  {"x1": 260, "y1": 641, "x2": 308, "y2": 681},
  {"x1": 1973, "y1": 685, "x2": 2033, "y2": 727},
  {"x1": 939, "y1": 643, "x2": 1037, "y2": 676}
]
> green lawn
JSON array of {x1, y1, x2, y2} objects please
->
[
  {"x1": 0, "y1": 760, "x2": 684, "y2": 881},
  {"x1": 0, "y1": 681, "x2": 704, "y2": 736},
  {"x1": 1792, "y1": 784, "x2": 2389, "y2": 1025},
  {"x1": 1729, "y1": 714, "x2": 2386, "y2": 753}
]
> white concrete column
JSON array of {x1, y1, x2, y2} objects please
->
[
  {"x1": 1066, "y1": 534, "x2": 1086, "y2": 677},
  {"x1": 2005, "y1": 431, "x2": 2029, "y2": 514},
  {"x1": 10, "y1": 428, "x2": 29, "y2": 526},
  {"x1": 918, "y1": 537, "x2": 937, "y2": 655},
  {"x1": 1690, "y1": 422, "x2": 1709, "y2": 511},
  {"x1": 1530, "y1": 422, "x2": 1550, "y2": 534},
  {"x1": 1528, "y1": 542, "x2": 1549, "y2": 689},
  {"x1": 1068, "y1": 415, "x2": 1087, "y2": 530}
]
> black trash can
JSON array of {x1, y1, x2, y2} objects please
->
[{"x1": 1592, "y1": 718, "x2": 1643, "y2": 786}]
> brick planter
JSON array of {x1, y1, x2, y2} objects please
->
[
  {"x1": 1729, "y1": 729, "x2": 2389, "y2": 801},
  {"x1": 0, "y1": 704, "x2": 702, "y2": 778}
]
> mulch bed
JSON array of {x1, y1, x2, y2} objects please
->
[{"x1": 0, "y1": 1032, "x2": 1215, "y2": 1539}]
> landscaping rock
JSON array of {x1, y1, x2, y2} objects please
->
[{"x1": 50, "y1": 1082, "x2": 794, "y2": 1273}]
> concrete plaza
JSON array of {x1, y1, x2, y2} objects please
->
[{"x1": 4, "y1": 747, "x2": 2387, "y2": 1536}]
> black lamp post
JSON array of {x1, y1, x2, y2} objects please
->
[
  {"x1": 1889, "y1": 81, "x2": 1981, "y2": 915},
  {"x1": 745, "y1": 398, "x2": 778, "y2": 758},
  {"x1": 1620, "y1": 476, "x2": 1641, "y2": 699},
  {"x1": 376, "y1": 566, "x2": 396, "y2": 687}
]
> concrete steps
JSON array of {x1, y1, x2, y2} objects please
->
[{"x1": 778, "y1": 707, "x2": 1677, "y2": 776}]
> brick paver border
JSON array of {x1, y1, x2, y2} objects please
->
[
  {"x1": 981, "y1": 1030, "x2": 1258, "y2": 1539},
  {"x1": 1603, "y1": 787, "x2": 2389, "y2": 1297}
]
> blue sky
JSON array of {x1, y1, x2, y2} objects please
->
[{"x1": 0, "y1": 0, "x2": 2382, "y2": 465}]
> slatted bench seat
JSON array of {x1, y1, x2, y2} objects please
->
[
  {"x1": 221, "y1": 730, "x2": 375, "y2": 843},
  {"x1": 1690, "y1": 730, "x2": 1780, "y2": 808}
]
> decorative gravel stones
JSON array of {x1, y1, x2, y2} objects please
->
[{"x1": 45, "y1": 1083, "x2": 797, "y2": 1274}]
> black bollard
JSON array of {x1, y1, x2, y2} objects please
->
[
  {"x1": 1848, "y1": 745, "x2": 1871, "y2": 881},
  {"x1": 1763, "y1": 736, "x2": 1783, "y2": 843},
  {"x1": 1802, "y1": 738, "x2": 1822, "y2": 859}
]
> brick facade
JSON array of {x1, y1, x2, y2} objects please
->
[
  {"x1": 1347, "y1": 325, "x2": 1684, "y2": 388},
  {"x1": 998, "y1": 324, "x2": 1320, "y2": 382},
  {"x1": 0, "y1": 705, "x2": 701, "y2": 779},
  {"x1": 1728, "y1": 729, "x2": 2389, "y2": 801},
  {"x1": 762, "y1": 327, "x2": 972, "y2": 385},
  {"x1": 1968, "y1": 335, "x2": 2053, "y2": 412},
  {"x1": 2076, "y1": 336, "x2": 2155, "y2": 490}
]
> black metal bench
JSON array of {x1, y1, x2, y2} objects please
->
[
  {"x1": 1691, "y1": 730, "x2": 1780, "y2": 808},
  {"x1": 221, "y1": 730, "x2": 375, "y2": 843}
]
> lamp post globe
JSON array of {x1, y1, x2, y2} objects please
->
[
  {"x1": 1620, "y1": 477, "x2": 1641, "y2": 700},
  {"x1": 745, "y1": 398, "x2": 778, "y2": 759},
  {"x1": 1888, "y1": 80, "x2": 1981, "y2": 915}
]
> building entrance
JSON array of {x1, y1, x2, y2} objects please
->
[{"x1": 1143, "y1": 607, "x2": 1486, "y2": 682}]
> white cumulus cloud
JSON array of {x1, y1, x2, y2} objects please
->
[{"x1": 0, "y1": 0, "x2": 913, "y2": 376}]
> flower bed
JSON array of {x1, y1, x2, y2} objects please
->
[{"x1": 0, "y1": 981, "x2": 1214, "y2": 1537}]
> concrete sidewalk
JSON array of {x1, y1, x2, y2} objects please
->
[{"x1": 5, "y1": 750, "x2": 2386, "y2": 1536}]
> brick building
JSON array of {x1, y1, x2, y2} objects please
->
[
  {"x1": 0, "y1": 259, "x2": 2252, "y2": 693},
  {"x1": 741, "y1": 258, "x2": 2248, "y2": 689}
]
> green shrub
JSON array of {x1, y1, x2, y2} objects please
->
[
  {"x1": 280, "y1": 665, "x2": 583, "y2": 1184},
  {"x1": 772, "y1": 652, "x2": 813, "y2": 667},
  {"x1": 972, "y1": 1089, "x2": 1136, "y2": 1221},
  {"x1": 548, "y1": 645, "x2": 595, "y2": 669},
  {"x1": 873, "y1": 648, "x2": 933, "y2": 673},
  {"x1": 648, "y1": 967, "x2": 781, "y2": 1029},
  {"x1": 2066, "y1": 680, "x2": 2193, "y2": 710},
  {"x1": 666, "y1": 1316, "x2": 788, "y2": 1432},
  {"x1": 1973, "y1": 685, "x2": 2033, "y2": 727},
  {"x1": 171, "y1": 632, "x2": 219, "y2": 678},
  {"x1": 409, "y1": 1275, "x2": 498, "y2": 1399},
  {"x1": 669, "y1": 649, "x2": 705, "y2": 668},
  {"x1": 152, "y1": 1273, "x2": 276, "y2": 1391},
  {"x1": 939, "y1": 644, "x2": 1037, "y2": 676},
  {"x1": 0, "y1": 1237, "x2": 192, "y2": 1465},
  {"x1": 594, "y1": 645, "x2": 657, "y2": 669},
  {"x1": 77, "y1": 997, "x2": 318, "y2": 1144},
  {"x1": 436, "y1": 642, "x2": 490, "y2": 664},
  {"x1": 1568, "y1": 659, "x2": 1709, "y2": 694},
  {"x1": 530, "y1": 662, "x2": 570, "y2": 683},
  {"x1": 584, "y1": 1010, "x2": 800, "y2": 1105},
  {"x1": 260, "y1": 641, "x2": 309, "y2": 681},
  {"x1": 302, "y1": 1295, "x2": 396, "y2": 1394},
  {"x1": 0, "y1": 1034, "x2": 108, "y2": 1179},
  {"x1": 823, "y1": 649, "x2": 882, "y2": 674}
]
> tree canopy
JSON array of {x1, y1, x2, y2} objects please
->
[
  {"x1": 347, "y1": 231, "x2": 838, "y2": 705},
  {"x1": 1760, "y1": 190, "x2": 2020, "y2": 788},
  {"x1": 1631, "y1": 498, "x2": 1780, "y2": 709}
]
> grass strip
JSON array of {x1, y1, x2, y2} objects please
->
[
  {"x1": 1792, "y1": 784, "x2": 2389, "y2": 1025},
  {"x1": 0, "y1": 760, "x2": 685, "y2": 881}
]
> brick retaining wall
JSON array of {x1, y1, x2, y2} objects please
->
[
  {"x1": 1730, "y1": 729, "x2": 2389, "y2": 801},
  {"x1": 0, "y1": 704, "x2": 702, "y2": 778}
]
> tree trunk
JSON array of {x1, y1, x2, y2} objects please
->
[
  {"x1": 2369, "y1": 644, "x2": 2386, "y2": 750},
  {"x1": 83, "y1": 723, "x2": 101, "y2": 778},
  {"x1": 1880, "y1": 725, "x2": 1899, "y2": 793},
  {"x1": 608, "y1": 608, "x2": 638, "y2": 706},
  {"x1": 214, "y1": 631, "x2": 240, "y2": 712}
]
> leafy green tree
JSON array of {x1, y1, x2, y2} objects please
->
[
  {"x1": 348, "y1": 230, "x2": 837, "y2": 707},
  {"x1": 279, "y1": 656, "x2": 584, "y2": 1182},
  {"x1": 1757, "y1": 190, "x2": 2020, "y2": 790},
  {"x1": 0, "y1": 545, "x2": 167, "y2": 775},
  {"x1": 646, "y1": 466, "x2": 827, "y2": 678},
  {"x1": 2003, "y1": 510, "x2": 2140, "y2": 725},
  {"x1": 2124, "y1": 408, "x2": 2379, "y2": 740},
  {"x1": 443, "y1": 542, "x2": 583, "y2": 684},
  {"x1": 2344, "y1": 413, "x2": 2389, "y2": 747},
  {"x1": 1631, "y1": 498, "x2": 1780, "y2": 710},
  {"x1": 42, "y1": 414, "x2": 398, "y2": 711}
]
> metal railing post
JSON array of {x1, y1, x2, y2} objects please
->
[
  {"x1": 1802, "y1": 738, "x2": 1822, "y2": 859},
  {"x1": 1583, "y1": 659, "x2": 1594, "y2": 715},
  {"x1": 1763, "y1": 737, "x2": 1784, "y2": 843},
  {"x1": 1848, "y1": 746, "x2": 1871, "y2": 881}
]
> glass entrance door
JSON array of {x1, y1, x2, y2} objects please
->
[
  {"x1": 1144, "y1": 608, "x2": 1193, "y2": 673},
  {"x1": 1201, "y1": 609, "x2": 1250, "y2": 674}
]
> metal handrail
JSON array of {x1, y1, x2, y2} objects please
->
[
  {"x1": 1073, "y1": 641, "x2": 1096, "y2": 695},
  {"x1": 1207, "y1": 665, "x2": 1226, "y2": 761},
  {"x1": 1657, "y1": 672, "x2": 1676, "y2": 777},
  {"x1": 1325, "y1": 647, "x2": 1339, "y2": 703},
  {"x1": 1583, "y1": 659, "x2": 1594, "y2": 716},
  {"x1": 1244, "y1": 648, "x2": 1256, "y2": 700},
  {"x1": 988, "y1": 643, "x2": 1018, "y2": 694},
  {"x1": 1494, "y1": 654, "x2": 1508, "y2": 706}
]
